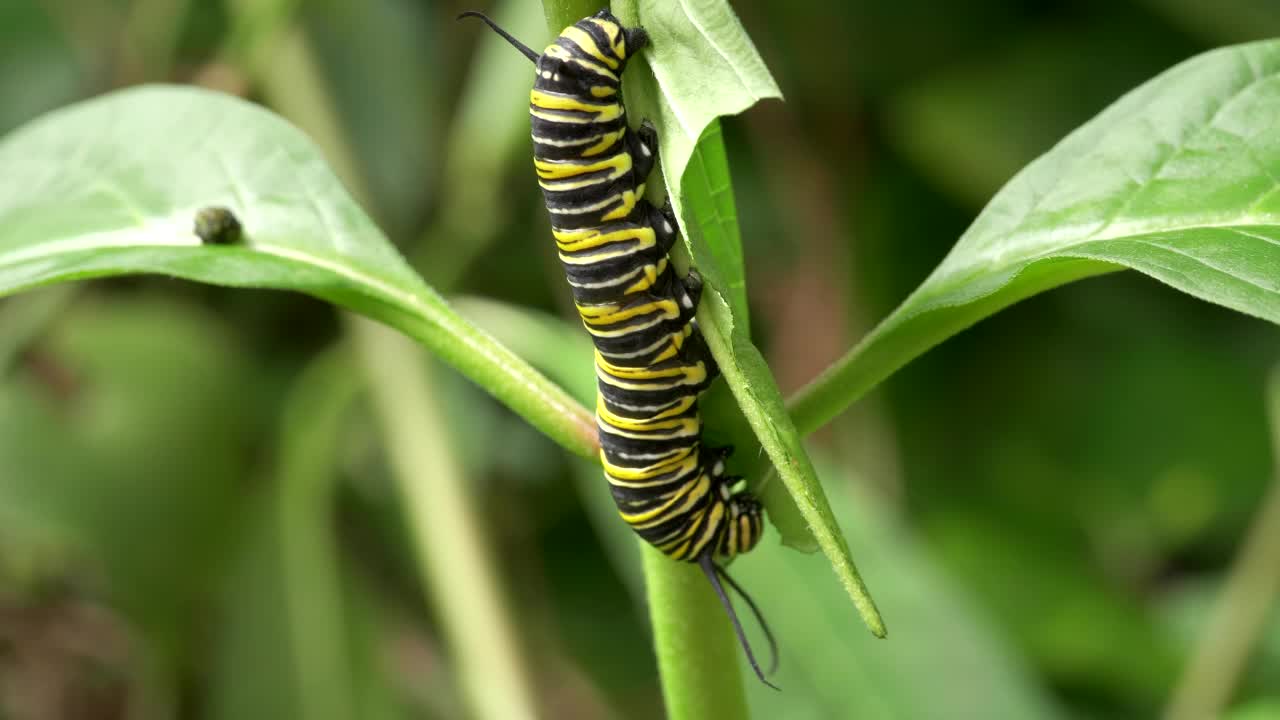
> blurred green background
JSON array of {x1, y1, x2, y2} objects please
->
[{"x1": 3, "y1": 0, "x2": 1280, "y2": 718}]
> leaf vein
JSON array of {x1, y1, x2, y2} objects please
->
[
  {"x1": 1117, "y1": 236, "x2": 1280, "y2": 294},
  {"x1": 1087, "y1": 73, "x2": 1271, "y2": 239}
]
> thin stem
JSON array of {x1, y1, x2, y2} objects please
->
[
  {"x1": 277, "y1": 349, "x2": 362, "y2": 720},
  {"x1": 1163, "y1": 367, "x2": 1280, "y2": 720},
  {"x1": 353, "y1": 318, "x2": 543, "y2": 720}
]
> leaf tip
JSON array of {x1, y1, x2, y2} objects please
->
[
  {"x1": 856, "y1": 596, "x2": 887, "y2": 638},
  {"x1": 839, "y1": 566, "x2": 887, "y2": 638}
]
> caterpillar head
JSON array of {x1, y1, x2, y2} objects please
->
[{"x1": 708, "y1": 451, "x2": 764, "y2": 559}]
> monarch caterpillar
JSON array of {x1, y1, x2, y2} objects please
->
[
  {"x1": 461, "y1": 8, "x2": 778, "y2": 688},
  {"x1": 194, "y1": 206, "x2": 242, "y2": 245}
]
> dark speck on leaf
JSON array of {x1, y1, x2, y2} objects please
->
[{"x1": 194, "y1": 206, "x2": 243, "y2": 245}]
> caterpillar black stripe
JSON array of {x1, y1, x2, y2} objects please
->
[{"x1": 460, "y1": 8, "x2": 778, "y2": 688}]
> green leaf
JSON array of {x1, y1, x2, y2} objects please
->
[
  {"x1": 791, "y1": 40, "x2": 1280, "y2": 436},
  {"x1": 614, "y1": 0, "x2": 780, "y2": 210},
  {"x1": 615, "y1": 0, "x2": 884, "y2": 635},
  {"x1": 681, "y1": 121, "x2": 749, "y2": 331},
  {"x1": 353, "y1": 318, "x2": 543, "y2": 720},
  {"x1": 0, "y1": 85, "x2": 597, "y2": 458}
]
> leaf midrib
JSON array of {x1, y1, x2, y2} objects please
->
[{"x1": 0, "y1": 232, "x2": 428, "y2": 307}]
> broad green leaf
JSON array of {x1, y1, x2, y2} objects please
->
[
  {"x1": 614, "y1": 0, "x2": 780, "y2": 212},
  {"x1": 614, "y1": 0, "x2": 770, "y2": 321},
  {"x1": 791, "y1": 40, "x2": 1280, "y2": 436},
  {"x1": 615, "y1": 0, "x2": 883, "y2": 634},
  {"x1": 0, "y1": 85, "x2": 597, "y2": 458}
]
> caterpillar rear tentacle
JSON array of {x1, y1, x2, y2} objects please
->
[{"x1": 462, "y1": 8, "x2": 778, "y2": 688}]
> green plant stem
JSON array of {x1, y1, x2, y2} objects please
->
[
  {"x1": 1163, "y1": 368, "x2": 1280, "y2": 720},
  {"x1": 353, "y1": 318, "x2": 542, "y2": 720},
  {"x1": 642, "y1": 546, "x2": 750, "y2": 720},
  {"x1": 277, "y1": 349, "x2": 361, "y2": 720}
]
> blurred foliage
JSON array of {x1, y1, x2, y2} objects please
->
[{"x1": 3, "y1": 1, "x2": 1280, "y2": 719}]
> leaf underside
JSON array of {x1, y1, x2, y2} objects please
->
[
  {"x1": 791, "y1": 40, "x2": 1280, "y2": 438},
  {"x1": 617, "y1": 0, "x2": 886, "y2": 635},
  {"x1": 0, "y1": 85, "x2": 597, "y2": 458}
]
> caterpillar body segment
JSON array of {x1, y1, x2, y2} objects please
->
[{"x1": 462, "y1": 8, "x2": 777, "y2": 688}]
